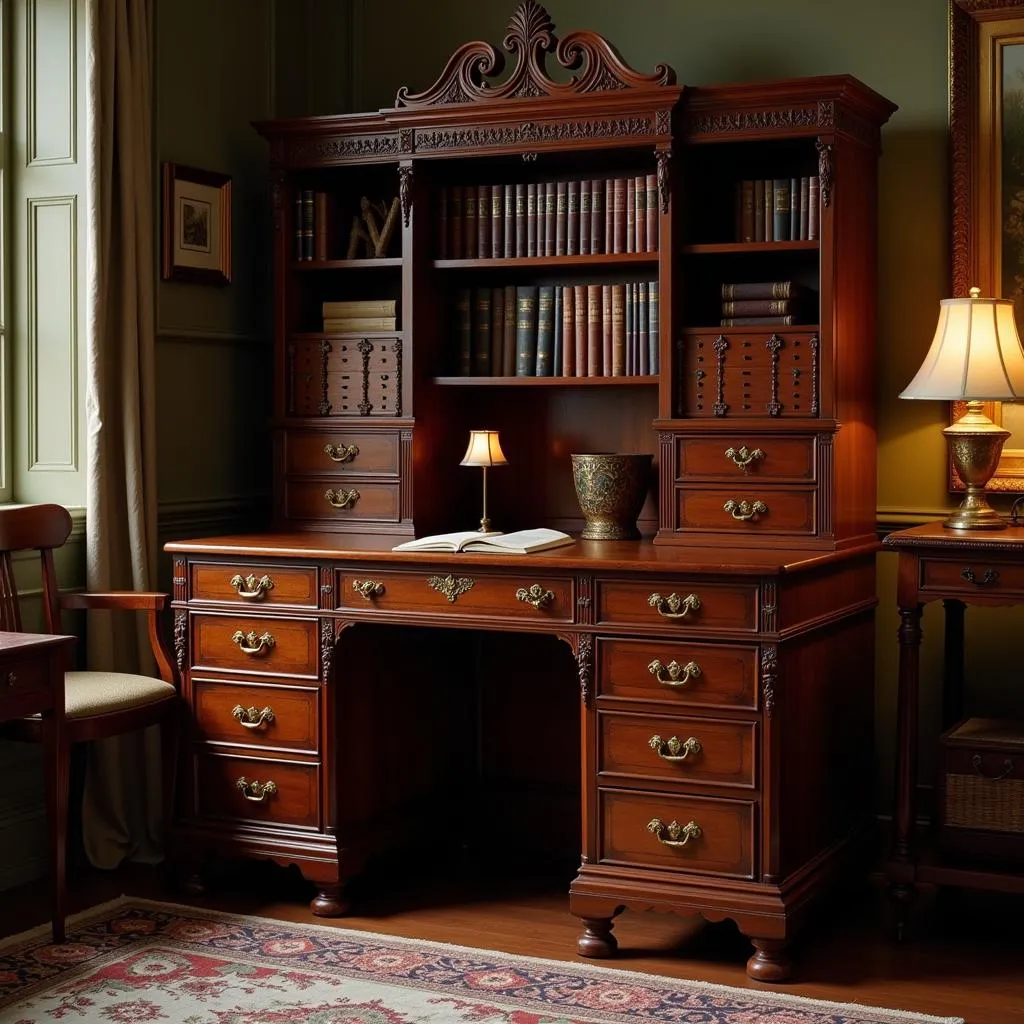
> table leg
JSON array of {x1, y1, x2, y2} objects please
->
[{"x1": 42, "y1": 704, "x2": 68, "y2": 944}]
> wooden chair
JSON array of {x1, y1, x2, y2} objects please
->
[{"x1": 0, "y1": 503, "x2": 178, "y2": 940}]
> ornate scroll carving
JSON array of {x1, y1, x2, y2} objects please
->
[
  {"x1": 399, "y1": 165, "x2": 413, "y2": 227},
  {"x1": 809, "y1": 333, "x2": 820, "y2": 416},
  {"x1": 319, "y1": 340, "x2": 332, "y2": 416},
  {"x1": 761, "y1": 644, "x2": 778, "y2": 718},
  {"x1": 575, "y1": 633, "x2": 594, "y2": 705},
  {"x1": 173, "y1": 611, "x2": 187, "y2": 676},
  {"x1": 689, "y1": 106, "x2": 818, "y2": 136},
  {"x1": 320, "y1": 618, "x2": 335, "y2": 683},
  {"x1": 713, "y1": 335, "x2": 729, "y2": 417},
  {"x1": 285, "y1": 135, "x2": 399, "y2": 164},
  {"x1": 395, "y1": 0, "x2": 675, "y2": 109},
  {"x1": 816, "y1": 139, "x2": 834, "y2": 207},
  {"x1": 760, "y1": 580, "x2": 778, "y2": 634},
  {"x1": 412, "y1": 116, "x2": 654, "y2": 153}
]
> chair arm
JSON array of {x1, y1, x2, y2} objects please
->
[{"x1": 61, "y1": 591, "x2": 167, "y2": 611}]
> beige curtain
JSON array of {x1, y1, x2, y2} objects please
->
[{"x1": 83, "y1": 0, "x2": 162, "y2": 868}]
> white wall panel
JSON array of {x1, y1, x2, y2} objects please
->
[{"x1": 26, "y1": 0, "x2": 75, "y2": 165}]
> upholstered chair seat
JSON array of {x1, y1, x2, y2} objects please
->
[{"x1": 43, "y1": 673, "x2": 176, "y2": 720}]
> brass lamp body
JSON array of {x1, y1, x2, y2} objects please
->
[{"x1": 944, "y1": 400, "x2": 1010, "y2": 530}]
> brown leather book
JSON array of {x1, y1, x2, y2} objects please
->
[
  {"x1": 587, "y1": 284, "x2": 601, "y2": 376},
  {"x1": 514, "y1": 183, "x2": 526, "y2": 257},
  {"x1": 573, "y1": 284, "x2": 587, "y2": 375},
  {"x1": 579, "y1": 180, "x2": 591, "y2": 256},
  {"x1": 611, "y1": 283, "x2": 626, "y2": 376},
  {"x1": 645, "y1": 173, "x2": 658, "y2": 251},
  {"x1": 740, "y1": 180, "x2": 755, "y2": 243},
  {"x1": 561, "y1": 284, "x2": 575, "y2": 375},
  {"x1": 591, "y1": 179, "x2": 604, "y2": 256},
  {"x1": 808, "y1": 175, "x2": 820, "y2": 240},
  {"x1": 634, "y1": 175, "x2": 646, "y2": 254},
  {"x1": 601, "y1": 284, "x2": 612, "y2": 375},
  {"x1": 605, "y1": 179, "x2": 614, "y2": 255},
  {"x1": 566, "y1": 180, "x2": 579, "y2": 257},
  {"x1": 490, "y1": 286, "x2": 505, "y2": 375},
  {"x1": 722, "y1": 299, "x2": 792, "y2": 316},
  {"x1": 450, "y1": 185, "x2": 463, "y2": 259},
  {"x1": 526, "y1": 183, "x2": 538, "y2": 258},
  {"x1": 314, "y1": 191, "x2": 334, "y2": 261},
  {"x1": 544, "y1": 183, "x2": 556, "y2": 257},
  {"x1": 626, "y1": 178, "x2": 635, "y2": 254},
  {"x1": 504, "y1": 184, "x2": 515, "y2": 258},
  {"x1": 555, "y1": 181, "x2": 567, "y2": 256},
  {"x1": 491, "y1": 186, "x2": 504, "y2": 259},
  {"x1": 464, "y1": 188, "x2": 477, "y2": 259},
  {"x1": 753, "y1": 179, "x2": 765, "y2": 242},
  {"x1": 721, "y1": 281, "x2": 801, "y2": 300},
  {"x1": 502, "y1": 284, "x2": 516, "y2": 376},
  {"x1": 720, "y1": 315, "x2": 796, "y2": 326},
  {"x1": 473, "y1": 287, "x2": 491, "y2": 374},
  {"x1": 477, "y1": 185, "x2": 491, "y2": 261}
]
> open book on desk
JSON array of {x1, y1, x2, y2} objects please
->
[{"x1": 392, "y1": 528, "x2": 574, "y2": 555}]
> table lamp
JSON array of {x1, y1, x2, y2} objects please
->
[
  {"x1": 900, "y1": 287, "x2": 1024, "y2": 530},
  {"x1": 460, "y1": 429, "x2": 507, "y2": 533}
]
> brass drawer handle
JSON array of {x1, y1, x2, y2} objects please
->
[
  {"x1": 325, "y1": 488, "x2": 360, "y2": 510},
  {"x1": 971, "y1": 753, "x2": 1015, "y2": 781},
  {"x1": 353, "y1": 579, "x2": 385, "y2": 601},
  {"x1": 230, "y1": 573, "x2": 274, "y2": 600},
  {"x1": 231, "y1": 704, "x2": 276, "y2": 730},
  {"x1": 724, "y1": 445, "x2": 765, "y2": 470},
  {"x1": 649, "y1": 735, "x2": 702, "y2": 761},
  {"x1": 648, "y1": 659, "x2": 701, "y2": 688},
  {"x1": 647, "y1": 818, "x2": 703, "y2": 848},
  {"x1": 231, "y1": 630, "x2": 276, "y2": 656},
  {"x1": 723, "y1": 499, "x2": 767, "y2": 522},
  {"x1": 961, "y1": 567, "x2": 999, "y2": 586},
  {"x1": 648, "y1": 592, "x2": 701, "y2": 619},
  {"x1": 324, "y1": 443, "x2": 359, "y2": 464},
  {"x1": 5, "y1": 672, "x2": 15, "y2": 688},
  {"x1": 515, "y1": 584, "x2": 554, "y2": 610},
  {"x1": 236, "y1": 777, "x2": 277, "y2": 802}
]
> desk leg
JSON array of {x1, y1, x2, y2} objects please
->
[
  {"x1": 889, "y1": 602, "x2": 922, "y2": 934},
  {"x1": 42, "y1": 705, "x2": 68, "y2": 944}
]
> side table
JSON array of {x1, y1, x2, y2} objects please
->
[
  {"x1": 883, "y1": 523, "x2": 1024, "y2": 930},
  {"x1": 0, "y1": 631, "x2": 74, "y2": 942}
]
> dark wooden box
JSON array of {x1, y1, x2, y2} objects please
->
[{"x1": 939, "y1": 718, "x2": 1024, "y2": 865}]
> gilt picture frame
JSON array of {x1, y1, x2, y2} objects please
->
[
  {"x1": 950, "y1": 1, "x2": 1024, "y2": 491},
  {"x1": 161, "y1": 163, "x2": 232, "y2": 286}
]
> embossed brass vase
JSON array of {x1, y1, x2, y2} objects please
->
[{"x1": 571, "y1": 453, "x2": 652, "y2": 540}]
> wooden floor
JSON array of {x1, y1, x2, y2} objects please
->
[{"x1": 2, "y1": 857, "x2": 1022, "y2": 1023}]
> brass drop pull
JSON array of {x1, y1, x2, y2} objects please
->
[
  {"x1": 648, "y1": 659, "x2": 702, "y2": 688},
  {"x1": 724, "y1": 445, "x2": 765, "y2": 470},
  {"x1": 515, "y1": 584, "x2": 554, "y2": 610},
  {"x1": 231, "y1": 630, "x2": 276, "y2": 656},
  {"x1": 723, "y1": 499, "x2": 767, "y2": 521},
  {"x1": 353, "y1": 579, "x2": 385, "y2": 601},
  {"x1": 5, "y1": 672, "x2": 15, "y2": 688},
  {"x1": 325, "y1": 488, "x2": 360, "y2": 510},
  {"x1": 229, "y1": 573, "x2": 274, "y2": 600},
  {"x1": 323, "y1": 443, "x2": 359, "y2": 464},
  {"x1": 232, "y1": 705, "x2": 275, "y2": 730},
  {"x1": 961, "y1": 567, "x2": 999, "y2": 587},
  {"x1": 647, "y1": 818, "x2": 703, "y2": 848},
  {"x1": 236, "y1": 777, "x2": 277, "y2": 802},
  {"x1": 649, "y1": 735, "x2": 702, "y2": 761},
  {"x1": 648, "y1": 592, "x2": 701, "y2": 619},
  {"x1": 971, "y1": 753, "x2": 1015, "y2": 781}
]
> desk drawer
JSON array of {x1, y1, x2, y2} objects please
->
[
  {"x1": 191, "y1": 614, "x2": 319, "y2": 679},
  {"x1": 596, "y1": 579, "x2": 757, "y2": 633},
  {"x1": 336, "y1": 569, "x2": 575, "y2": 623},
  {"x1": 676, "y1": 434, "x2": 816, "y2": 482},
  {"x1": 599, "y1": 711, "x2": 756, "y2": 788},
  {"x1": 284, "y1": 429, "x2": 400, "y2": 476},
  {"x1": 194, "y1": 752, "x2": 320, "y2": 830},
  {"x1": 920, "y1": 558, "x2": 1024, "y2": 599},
  {"x1": 676, "y1": 487, "x2": 815, "y2": 536},
  {"x1": 193, "y1": 678, "x2": 319, "y2": 753},
  {"x1": 599, "y1": 787, "x2": 755, "y2": 878},
  {"x1": 190, "y1": 562, "x2": 319, "y2": 608},
  {"x1": 284, "y1": 479, "x2": 400, "y2": 524},
  {"x1": 0, "y1": 655, "x2": 50, "y2": 702},
  {"x1": 597, "y1": 638, "x2": 757, "y2": 709}
]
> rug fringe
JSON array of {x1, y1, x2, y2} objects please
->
[{"x1": 74, "y1": 897, "x2": 964, "y2": 1024}]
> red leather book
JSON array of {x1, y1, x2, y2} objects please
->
[
  {"x1": 604, "y1": 179, "x2": 614, "y2": 255},
  {"x1": 503, "y1": 184, "x2": 515, "y2": 258},
  {"x1": 314, "y1": 191, "x2": 334, "y2": 261},
  {"x1": 491, "y1": 185, "x2": 504, "y2": 259},
  {"x1": 514, "y1": 183, "x2": 527, "y2": 257},
  {"x1": 477, "y1": 185, "x2": 491, "y2": 260},
  {"x1": 566, "y1": 180, "x2": 579, "y2": 257},
  {"x1": 573, "y1": 284, "x2": 587, "y2": 375},
  {"x1": 544, "y1": 183, "x2": 556, "y2": 257},
  {"x1": 587, "y1": 284, "x2": 601, "y2": 376},
  {"x1": 808, "y1": 175, "x2": 820, "y2": 240},
  {"x1": 626, "y1": 178, "x2": 635, "y2": 254},
  {"x1": 526, "y1": 183, "x2": 537, "y2": 258},
  {"x1": 611, "y1": 283, "x2": 626, "y2": 376},
  {"x1": 645, "y1": 173, "x2": 658, "y2": 251},
  {"x1": 555, "y1": 181, "x2": 568, "y2": 256},
  {"x1": 590, "y1": 179, "x2": 604, "y2": 255},
  {"x1": 601, "y1": 284, "x2": 612, "y2": 375},
  {"x1": 561, "y1": 284, "x2": 575, "y2": 376},
  {"x1": 634, "y1": 174, "x2": 645, "y2": 254},
  {"x1": 579, "y1": 180, "x2": 591, "y2": 256}
]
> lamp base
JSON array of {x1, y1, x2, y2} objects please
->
[{"x1": 943, "y1": 409, "x2": 1010, "y2": 530}]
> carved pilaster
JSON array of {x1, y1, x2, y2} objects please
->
[
  {"x1": 761, "y1": 644, "x2": 778, "y2": 718},
  {"x1": 655, "y1": 147, "x2": 671, "y2": 214},
  {"x1": 320, "y1": 618, "x2": 335, "y2": 683},
  {"x1": 172, "y1": 559, "x2": 187, "y2": 602},
  {"x1": 393, "y1": 338, "x2": 404, "y2": 417},
  {"x1": 713, "y1": 335, "x2": 729, "y2": 417},
  {"x1": 399, "y1": 165, "x2": 414, "y2": 227},
  {"x1": 358, "y1": 338, "x2": 374, "y2": 416},
  {"x1": 816, "y1": 139, "x2": 834, "y2": 207},
  {"x1": 319, "y1": 340, "x2": 332, "y2": 416},
  {"x1": 575, "y1": 576, "x2": 593, "y2": 626},
  {"x1": 575, "y1": 633, "x2": 594, "y2": 705},
  {"x1": 809, "y1": 333, "x2": 820, "y2": 416},
  {"x1": 319, "y1": 567, "x2": 333, "y2": 607},
  {"x1": 760, "y1": 580, "x2": 778, "y2": 634},
  {"x1": 765, "y1": 334, "x2": 783, "y2": 417},
  {"x1": 173, "y1": 611, "x2": 187, "y2": 676},
  {"x1": 271, "y1": 169, "x2": 287, "y2": 234}
]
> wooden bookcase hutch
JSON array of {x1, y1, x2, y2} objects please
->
[{"x1": 167, "y1": 1, "x2": 896, "y2": 982}]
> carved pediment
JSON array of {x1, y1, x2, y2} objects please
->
[{"x1": 394, "y1": 0, "x2": 675, "y2": 109}]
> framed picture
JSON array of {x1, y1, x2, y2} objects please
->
[
  {"x1": 161, "y1": 163, "x2": 232, "y2": 285},
  {"x1": 950, "y1": 1, "x2": 1024, "y2": 490}
]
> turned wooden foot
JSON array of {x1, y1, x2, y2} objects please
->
[
  {"x1": 311, "y1": 885, "x2": 350, "y2": 916},
  {"x1": 179, "y1": 870, "x2": 209, "y2": 897},
  {"x1": 576, "y1": 917, "x2": 618, "y2": 958},
  {"x1": 746, "y1": 938, "x2": 791, "y2": 982},
  {"x1": 888, "y1": 881, "x2": 917, "y2": 942}
]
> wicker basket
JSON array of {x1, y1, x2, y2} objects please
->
[{"x1": 939, "y1": 718, "x2": 1024, "y2": 864}]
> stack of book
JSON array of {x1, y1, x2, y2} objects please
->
[
  {"x1": 719, "y1": 281, "x2": 804, "y2": 327},
  {"x1": 734, "y1": 176, "x2": 820, "y2": 243},
  {"x1": 454, "y1": 281, "x2": 658, "y2": 378},
  {"x1": 321, "y1": 298, "x2": 398, "y2": 333}
]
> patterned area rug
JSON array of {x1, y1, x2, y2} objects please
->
[{"x1": 0, "y1": 898, "x2": 963, "y2": 1024}]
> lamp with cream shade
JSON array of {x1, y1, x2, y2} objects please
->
[
  {"x1": 900, "y1": 287, "x2": 1024, "y2": 530},
  {"x1": 460, "y1": 429, "x2": 508, "y2": 533}
]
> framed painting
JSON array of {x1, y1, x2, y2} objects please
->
[
  {"x1": 161, "y1": 163, "x2": 232, "y2": 285},
  {"x1": 950, "y1": 1, "x2": 1024, "y2": 490}
]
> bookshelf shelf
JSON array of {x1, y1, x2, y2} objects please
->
[
  {"x1": 291, "y1": 331, "x2": 404, "y2": 340},
  {"x1": 433, "y1": 252, "x2": 659, "y2": 270},
  {"x1": 289, "y1": 258, "x2": 403, "y2": 270},
  {"x1": 679, "y1": 240, "x2": 819, "y2": 256},
  {"x1": 433, "y1": 375, "x2": 658, "y2": 386}
]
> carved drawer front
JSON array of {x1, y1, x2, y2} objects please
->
[
  {"x1": 675, "y1": 487, "x2": 816, "y2": 535},
  {"x1": 0, "y1": 656, "x2": 49, "y2": 702},
  {"x1": 194, "y1": 752, "x2": 320, "y2": 830},
  {"x1": 336, "y1": 569, "x2": 575, "y2": 623},
  {"x1": 190, "y1": 562, "x2": 318, "y2": 608},
  {"x1": 596, "y1": 579, "x2": 757, "y2": 633},
  {"x1": 597, "y1": 638, "x2": 757, "y2": 709},
  {"x1": 284, "y1": 429, "x2": 400, "y2": 477},
  {"x1": 599, "y1": 711, "x2": 756, "y2": 789},
  {"x1": 284, "y1": 479, "x2": 400, "y2": 523},
  {"x1": 919, "y1": 558, "x2": 1024, "y2": 600},
  {"x1": 675, "y1": 434, "x2": 816, "y2": 482},
  {"x1": 192, "y1": 678, "x2": 320, "y2": 754},
  {"x1": 191, "y1": 613, "x2": 319, "y2": 679},
  {"x1": 289, "y1": 336, "x2": 402, "y2": 419},
  {"x1": 599, "y1": 787, "x2": 755, "y2": 879}
]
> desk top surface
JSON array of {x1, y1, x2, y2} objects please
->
[
  {"x1": 883, "y1": 522, "x2": 1024, "y2": 555},
  {"x1": 0, "y1": 631, "x2": 75, "y2": 653},
  {"x1": 165, "y1": 531, "x2": 879, "y2": 576}
]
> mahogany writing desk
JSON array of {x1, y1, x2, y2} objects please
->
[
  {"x1": 166, "y1": 531, "x2": 878, "y2": 980},
  {"x1": 0, "y1": 631, "x2": 74, "y2": 942}
]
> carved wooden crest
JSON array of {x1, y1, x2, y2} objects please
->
[{"x1": 395, "y1": 0, "x2": 675, "y2": 108}]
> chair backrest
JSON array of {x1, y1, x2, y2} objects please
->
[{"x1": 0, "y1": 504, "x2": 73, "y2": 634}]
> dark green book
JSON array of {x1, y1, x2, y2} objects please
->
[
  {"x1": 515, "y1": 285, "x2": 539, "y2": 376},
  {"x1": 473, "y1": 287, "x2": 491, "y2": 376},
  {"x1": 772, "y1": 178, "x2": 791, "y2": 242},
  {"x1": 647, "y1": 280, "x2": 659, "y2": 374},
  {"x1": 535, "y1": 286, "x2": 555, "y2": 376}
]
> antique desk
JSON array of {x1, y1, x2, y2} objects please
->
[
  {"x1": 884, "y1": 522, "x2": 1024, "y2": 923},
  {"x1": 166, "y1": 533, "x2": 878, "y2": 981},
  {"x1": 0, "y1": 631, "x2": 74, "y2": 942}
]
